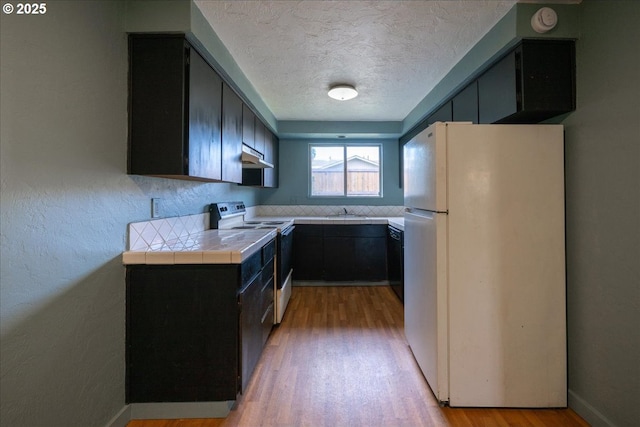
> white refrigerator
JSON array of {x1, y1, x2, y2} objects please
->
[{"x1": 403, "y1": 122, "x2": 567, "y2": 408}]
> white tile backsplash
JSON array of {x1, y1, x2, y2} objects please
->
[
  {"x1": 252, "y1": 205, "x2": 404, "y2": 218},
  {"x1": 128, "y1": 213, "x2": 209, "y2": 250},
  {"x1": 127, "y1": 206, "x2": 404, "y2": 251}
]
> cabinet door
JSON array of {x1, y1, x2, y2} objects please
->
[
  {"x1": 188, "y1": 48, "x2": 222, "y2": 180},
  {"x1": 292, "y1": 225, "x2": 324, "y2": 280},
  {"x1": 128, "y1": 36, "x2": 186, "y2": 176},
  {"x1": 222, "y1": 83, "x2": 243, "y2": 183},
  {"x1": 126, "y1": 265, "x2": 239, "y2": 403},
  {"x1": 354, "y1": 237, "x2": 387, "y2": 281},
  {"x1": 239, "y1": 272, "x2": 265, "y2": 392},
  {"x1": 254, "y1": 119, "x2": 265, "y2": 155},
  {"x1": 519, "y1": 40, "x2": 576, "y2": 118},
  {"x1": 242, "y1": 104, "x2": 255, "y2": 149},
  {"x1": 478, "y1": 51, "x2": 517, "y2": 124},
  {"x1": 263, "y1": 130, "x2": 278, "y2": 188},
  {"x1": 452, "y1": 81, "x2": 478, "y2": 123},
  {"x1": 323, "y1": 236, "x2": 356, "y2": 281},
  {"x1": 427, "y1": 100, "x2": 452, "y2": 126}
]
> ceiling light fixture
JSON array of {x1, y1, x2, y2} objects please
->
[{"x1": 328, "y1": 84, "x2": 358, "y2": 101}]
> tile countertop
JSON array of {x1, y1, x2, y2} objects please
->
[
  {"x1": 123, "y1": 228, "x2": 277, "y2": 265},
  {"x1": 122, "y1": 216, "x2": 404, "y2": 266}
]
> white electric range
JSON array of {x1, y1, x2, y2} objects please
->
[{"x1": 209, "y1": 202, "x2": 294, "y2": 324}]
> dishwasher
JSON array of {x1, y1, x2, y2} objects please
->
[{"x1": 387, "y1": 225, "x2": 404, "y2": 303}]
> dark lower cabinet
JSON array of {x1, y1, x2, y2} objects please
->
[
  {"x1": 239, "y1": 259, "x2": 274, "y2": 392},
  {"x1": 354, "y1": 236, "x2": 387, "y2": 281},
  {"x1": 126, "y1": 239, "x2": 275, "y2": 404},
  {"x1": 293, "y1": 225, "x2": 324, "y2": 280},
  {"x1": 294, "y1": 225, "x2": 387, "y2": 282},
  {"x1": 126, "y1": 265, "x2": 239, "y2": 403},
  {"x1": 323, "y1": 235, "x2": 355, "y2": 281}
]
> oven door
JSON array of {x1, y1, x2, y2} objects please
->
[
  {"x1": 275, "y1": 225, "x2": 295, "y2": 324},
  {"x1": 278, "y1": 225, "x2": 294, "y2": 289}
]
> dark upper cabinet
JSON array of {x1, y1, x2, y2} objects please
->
[
  {"x1": 242, "y1": 104, "x2": 255, "y2": 149},
  {"x1": 478, "y1": 50, "x2": 518, "y2": 124},
  {"x1": 427, "y1": 100, "x2": 453, "y2": 126},
  {"x1": 128, "y1": 35, "x2": 223, "y2": 181},
  {"x1": 263, "y1": 129, "x2": 278, "y2": 188},
  {"x1": 452, "y1": 80, "x2": 479, "y2": 123},
  {"x1": 242, "y1": 126, "x2": 279, "y2": 188},
  {"x1": 254, "y1": 119, "x2": 265, "y2": 155},
  {"x1": 478, "y1": 39, "x2": 575, "y2": 124},
  {"x1": 188, "y1": 47, "x2": 223, "y2": 180},
  {"x1": 222, "y1": 83, "x2": 243, "y2": 184}
]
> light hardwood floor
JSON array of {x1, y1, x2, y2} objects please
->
[{"x1": 128, "y1": 286, "x2": 588, "y2": 427}]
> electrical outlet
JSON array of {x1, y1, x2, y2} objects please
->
[{"x1": 151, "y1": 198, "x2": 162, "y2": 218}]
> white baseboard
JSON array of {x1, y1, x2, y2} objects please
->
[
  {"x1": 105, "y1": 405, "x2": 131, "y2": 427},
  {"x1": 293, "y1": 280, "x2": 390, "y2": 287},
  {"x1": 106, "y1": 401, "x2": 234, "y2": 426},
  {"x1": 568, "y1": 389, "x2": 617, "y2": 427}
]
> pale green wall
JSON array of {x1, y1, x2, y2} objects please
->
[
  {"x1": 259, "y1": 139, "x2": 403, "y2": 206},
  {"x1": 563, "y1": 2, "x2": 640, "y2": 426},
  {"x1": 0, "y1": 2, "x2": 258, "y2": 426}
]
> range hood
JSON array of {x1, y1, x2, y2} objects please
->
[{"x1": 241, "y1": 144, "x2": 273, "y2": 169}]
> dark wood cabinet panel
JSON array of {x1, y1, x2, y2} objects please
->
[
  {"x1": 188, "y1": 49, "x2": 222, "y2": 180},
  {"x1": 479, "y1": 39, "x2": 576, "y2": 124},
  {"x1": 399, "y1": 39, "x2": 575, "y2": 179},
  {"x1": 323, "y1": 236, "x2": 356, "y2": 281},
  {"x1": 242, "y1": 127, "x2": 279, "y2": 188},
  {"x1": 354, "y1": 237, "x2": 387, "y2": 281},
  {"x1": 128, "y1": 36, "x2": 187, "y2": 176},
  {"x1": 452, "y1": 80, "x2": 479, "y2": 123},
  {"x1": 293, "y1": 225, "x2": 324, "y2": 280},
  {"x1": 293, "y1": 225, "x2": 387, "y2": 281},
  {"x1": 254, "y1": 119, "x2": 265, "y2": 155},
  {"x1": 221, "y1": 83, "x2": 243, "y2": 184},
  {"x1": 263, "y1": 129, "x2": 278, "y2": 188},
  {"x1": 128, "y1": 35, "x2": 225, "y2": 181},
  {"x1": 427, "y1": 100, "x2": 452, "y2": 126},
  {"x1": 478, "y1": 50, "x2": 518, "y2": 124},
  {"x1": 242, "y1": 104, "x2": 255, "y2": 149},
  {"x1": 239, "y1": 259, "x2": 274, "y2": 392},
  {"x1": 126, "y1": 240, "x2": 275, "y2": 404},
  {"x1": 126, "y1": 265, "x2": 239, "y2": 403}
]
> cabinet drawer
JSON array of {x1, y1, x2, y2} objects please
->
[
  {"x1": 262, "y1": 239, "x2": 276, "y2": 264},
  {"x1": 241, "y1": 250, "x2": 262, "y2": 287}
]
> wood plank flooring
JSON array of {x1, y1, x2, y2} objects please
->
[{"x1": 128, "y1": 286, "x2": 589, "y2": 427}]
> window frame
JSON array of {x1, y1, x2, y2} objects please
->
[{"x1": 308, "y1": 143, "x2": 383, "y2": 198}]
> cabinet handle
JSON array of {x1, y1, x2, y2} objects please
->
[{"x1": 261, "y1": 302, "x2": 274, "y2": 324}]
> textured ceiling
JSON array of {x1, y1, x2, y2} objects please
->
[{"x1": 194, "y1": 1, "x2": 520, "y2": 122}]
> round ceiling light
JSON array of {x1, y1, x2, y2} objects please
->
[{"x1": 328, "y1": 84, "x2": 358, "y2": 101}]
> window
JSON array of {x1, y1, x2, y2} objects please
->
[{"x1": 310, "y1": 144, "x2": 382, "y2": 197}]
